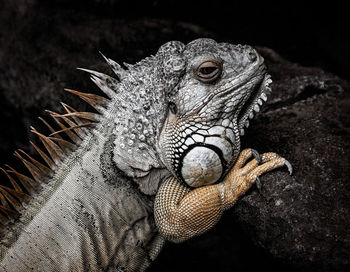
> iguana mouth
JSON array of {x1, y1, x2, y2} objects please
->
[{"x1": 237, "y1": 73, "x2": 272, "y2": 135}]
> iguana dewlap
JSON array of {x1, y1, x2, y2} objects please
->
[{"x1": 0, "y1": 39, "x2": 290, "y2": 271}]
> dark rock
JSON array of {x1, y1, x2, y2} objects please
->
[{"x1": 236, "y1": 47, "x2": 350, "y2": 272}]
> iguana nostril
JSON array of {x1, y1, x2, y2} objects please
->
[
  {"x1": 169, "y1": 102, "x2": 178, "y2": 114},
  {"x1": 180, "y1": 146, "x2": 223, "y2": 187},
  {"x1": 248, "y1": 51, "x2": 257, "y2": 62}
]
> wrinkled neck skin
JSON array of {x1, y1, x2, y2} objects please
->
[
  {"x1": 108, "y1": 83, "x2": 169, "y2": 194},
  {"x1": 108, "y1": 48, "x2": 185, "y2": 194}
]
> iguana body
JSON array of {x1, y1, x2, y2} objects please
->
[
  {"x1": 0, "y1": 126, "x2": 163, "y2": 271},
  {"x1": 0, "y1": 39, "x2": 290, "y2": 271}
]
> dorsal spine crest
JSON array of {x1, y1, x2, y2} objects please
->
[{"x1": 0, "y1": 55, "x2": 121, "y2": 236}]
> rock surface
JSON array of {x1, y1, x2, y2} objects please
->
[
  {"x1": 237, "y1": 47, "x2": 350, "y2": 272},
  {"x1": 0, "y1": 1, "x2": 349, "y2": 271}
]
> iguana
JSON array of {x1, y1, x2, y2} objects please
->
[{"x1": 0, "y1": 38, "x2": 291, "y2": 271}]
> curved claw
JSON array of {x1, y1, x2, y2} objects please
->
[
  {"x1": 275, "y1": 154, "x2": 293, "y2": 175},
  {"x1": 250, "y1": 149, "x2": 261, "y2": 164},
  {"x1": 255, "y1": 176, "x2": 262, "y2": 192},
  {"x1": 284, "y1": 159, "x2": 293, "y2": 175}
]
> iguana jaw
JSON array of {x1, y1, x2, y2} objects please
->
[{"x1": 237, "y1": 72, "x2": 272, "y2": 136}]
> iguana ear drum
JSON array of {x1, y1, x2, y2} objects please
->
[{"x1": 179, "y1": 145, "x2": 225, "y2": 187}]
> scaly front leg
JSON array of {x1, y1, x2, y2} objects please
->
[{"x1": 154, "y1": 148, "x2": 292, "y2": 243}]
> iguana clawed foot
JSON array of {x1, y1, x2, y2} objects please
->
[
  {"x1": 225, "y1": 148, "x2": 292, "y2": 195},
  {"x1": 155, "y1": 148, "x2": 292, "y2": 243}
]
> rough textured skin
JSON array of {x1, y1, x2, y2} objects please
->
[{"x1": 0, "y1": 39, "x2": 279, "y2": 271}]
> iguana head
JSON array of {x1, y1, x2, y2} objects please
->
[
  {"x1": 157, "y1": 38, "x2": 271, "y2": 187},
  {"x1": 101, "y1": 38, "x2": 270, "y2": 191}
]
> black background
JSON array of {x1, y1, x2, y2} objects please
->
[{"x1": 33, "y1": 0, "x2": 350, "y2": 79}]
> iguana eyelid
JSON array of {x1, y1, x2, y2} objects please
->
[
  {"x1": 195, "y1": 59, "x2": 223, "y2": 83},
  {"x1": 168, "y1": 101, "x2": 178, "y2": 115}
]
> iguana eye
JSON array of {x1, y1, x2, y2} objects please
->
[{"x1": 195, "y1": 60, "x2": 222, "y2": 83}]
